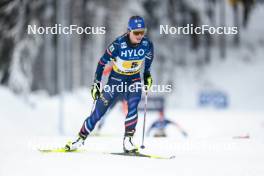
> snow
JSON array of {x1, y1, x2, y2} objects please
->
[
  {"x1": 1, "y1": 2, "x2": 264, "y2": 176},
  {"x1": 1, "y1": 136, "x2": 264, "y2": 176},
  {"x1": 1, "y1": 86, "x2": 264, "y2": 176}
]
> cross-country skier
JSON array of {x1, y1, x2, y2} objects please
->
[
  {"x1": 65, "y1": 16, "x2": 154, "y2": 153},
  {"x1": 147, "y1": 111, "x2": 188, "y2": 137}
]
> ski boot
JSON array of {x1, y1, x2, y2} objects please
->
[
  {"x1": 123, "y1": 130, "x2": 138, "y2": 153},
  {"x1": 65, "y1": 134, "x2": 86, "y2": 151}
]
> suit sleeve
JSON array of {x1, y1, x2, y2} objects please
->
[
  {"x1": 144, "y1": 41, "x2": 154, "y2": 75},
  {"x1": 94, "y1": 41, "x2": 119, "y2": 82}
]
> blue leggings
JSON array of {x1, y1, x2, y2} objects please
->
[{"x1": 79, "y1": 71, "x2": 142, "y2": 137}]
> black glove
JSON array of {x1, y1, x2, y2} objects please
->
[
  {"x1": 144, "y1": 72, "x2": 152, "y2": 90},
  {"x1": 91, "y1": 82, "x2": 101, "y2": 100}
]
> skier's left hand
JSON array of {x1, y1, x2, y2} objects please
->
[
  {"x1": 91, "y1": 82, "x2": 101, "y2": 100},
  {"x1": 144, "y1": 72, "x2": 152, "y2": 91}
]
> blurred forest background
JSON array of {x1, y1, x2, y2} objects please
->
[{"x1": 0, "y1": 0, "x2": 263, "y2": 110}]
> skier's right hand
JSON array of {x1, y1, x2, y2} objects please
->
[
  {"x1": 91, "y1": 82, "x2": 101, "y2": 100},
  {"x1": 144, "y1": 72, "x2": 153, "y2": 91}
]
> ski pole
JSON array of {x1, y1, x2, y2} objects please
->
[
  {"x1": 174, "y1": 122, "x2": 188, "y2": 138},
  {"x1": 140, "y1": 90, "x2": 148, "y2": 149}
]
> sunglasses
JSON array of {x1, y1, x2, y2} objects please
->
[{"x1": 132, "y1": 30, "x2": 145, "y2": 36}]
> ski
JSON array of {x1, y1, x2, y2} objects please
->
[
  {"x1": 38, "y1": 148, "x2": 175, "y2": 159},
  {"x1": 38, "y1": 148, "x2": 87, "y2": 153},
  {"x1": 108, "y1": 152, "x2": 175, "y2": 160}
]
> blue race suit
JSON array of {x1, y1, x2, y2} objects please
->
[
  {"x1": 147, "y1": 119, "x2": 174, "y2": 133},
  {"x1": 79, "y1": 33, "x2": 154, "y2": 138}
]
